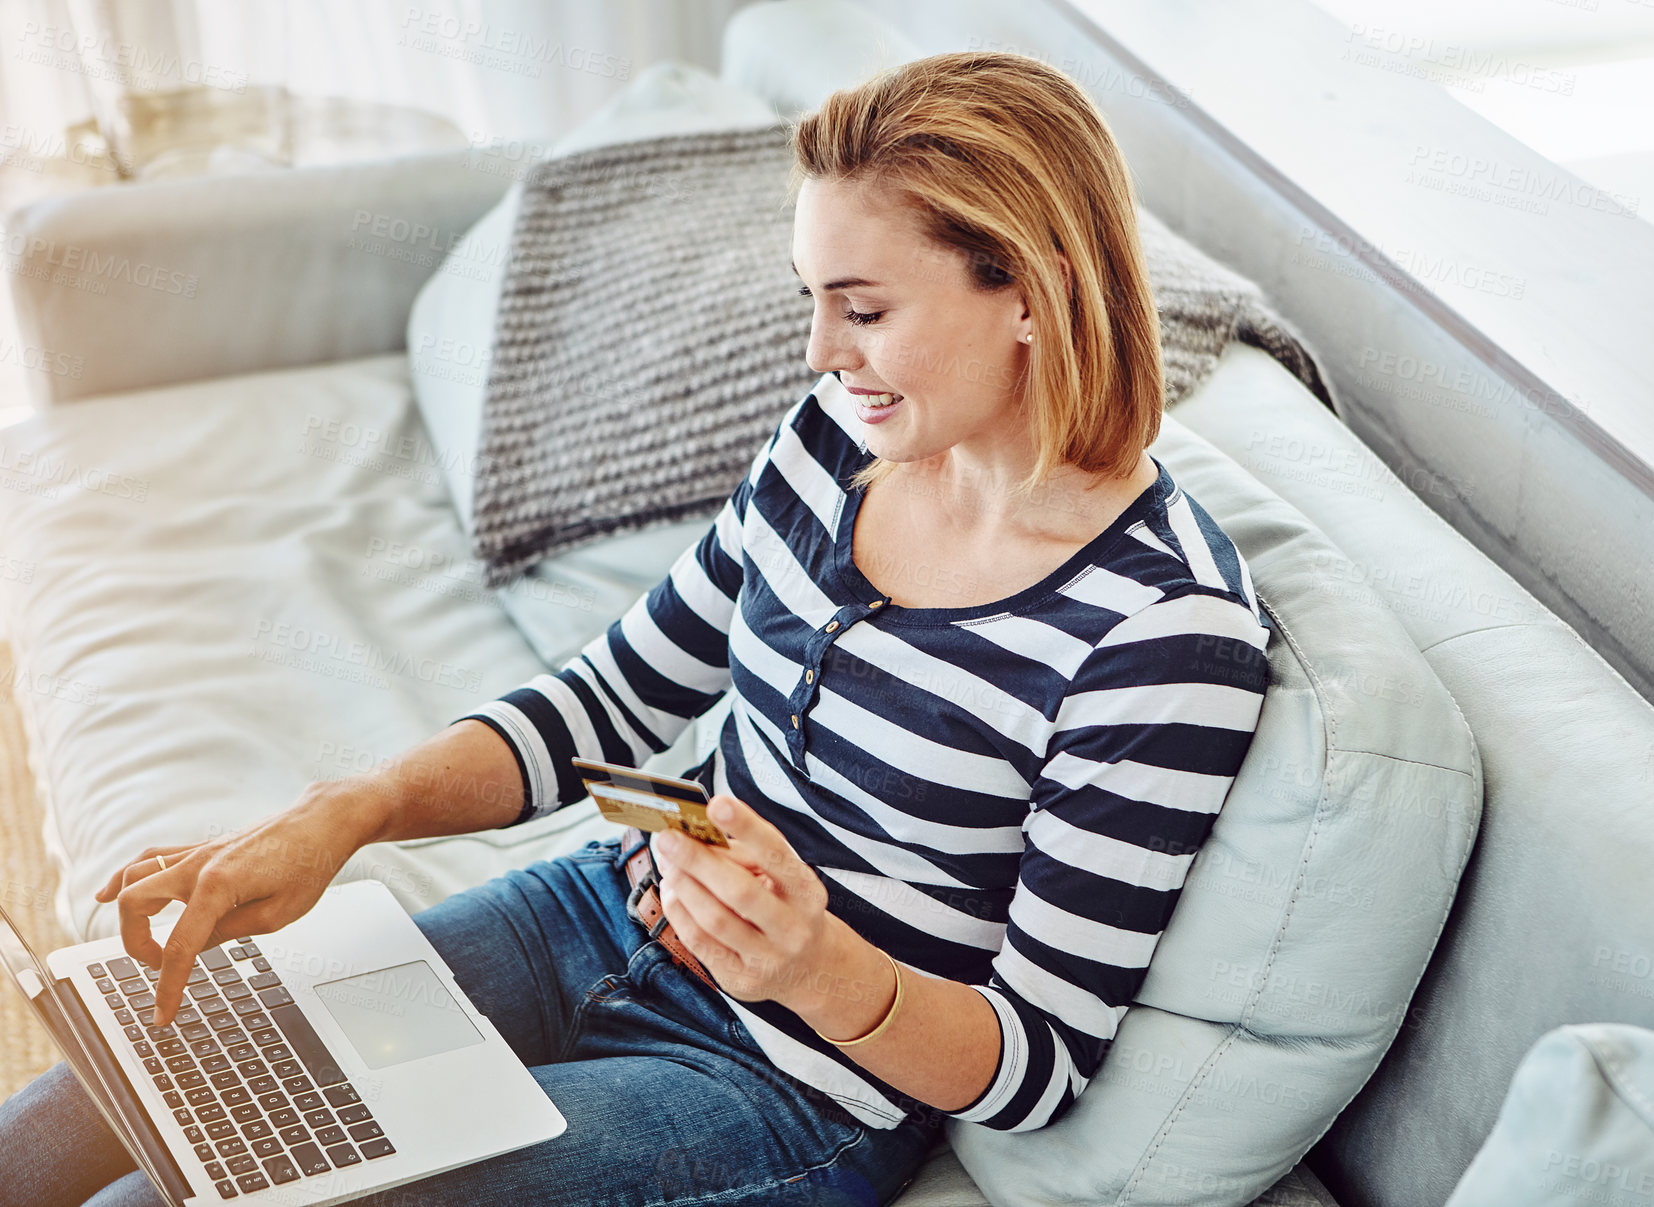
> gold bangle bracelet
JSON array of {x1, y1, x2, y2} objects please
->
[{"x1": 814, "y1": 950, "x2": 904, "y2": 1049}]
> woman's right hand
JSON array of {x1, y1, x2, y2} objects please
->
[{"x1": 93, "y1": 778, "x2": 387, "y2": 1028}]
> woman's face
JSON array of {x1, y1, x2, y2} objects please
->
[{"x1": 791, "y1": 175, "x2": 1032, "y2": 475}]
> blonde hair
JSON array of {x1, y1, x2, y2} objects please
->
[{"x1": 789, "y1": 51, "x2": 1164, "y2": 496}]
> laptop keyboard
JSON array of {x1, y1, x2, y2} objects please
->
[{"x1": 87, "y1": 938, "x2": 396, "y2": 1200}]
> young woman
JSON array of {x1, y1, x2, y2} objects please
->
[{"x1": 0, "y1": 51, "x2": 1270, "y2": 1206}]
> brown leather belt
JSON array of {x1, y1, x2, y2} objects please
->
[{"x1": 619, "y1": 826, "x2": 719, "y2": 993}]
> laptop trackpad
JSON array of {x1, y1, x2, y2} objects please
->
[{"x1": 313, "y1": 960, "x2": 485, "y2": 1070}]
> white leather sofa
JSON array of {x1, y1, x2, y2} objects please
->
[{"x1": 3, "y1": 5, "x2": 1651, "y2": 1206}]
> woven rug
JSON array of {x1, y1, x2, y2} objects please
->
[
  {"x1": 470, "y1": 123, "x2": 1336, "y2": 586},
  {"x1": 0, "y1": 639, "x2": 73, "y2": 1104}
]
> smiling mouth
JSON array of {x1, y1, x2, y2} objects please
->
[{"x1": 860, "y1": 392, "x2": 902, "y2": 408}]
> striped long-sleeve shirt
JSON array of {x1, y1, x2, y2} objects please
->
[{"x1": 459, "y1": 372, "x2": 1271, "y2": 1133}]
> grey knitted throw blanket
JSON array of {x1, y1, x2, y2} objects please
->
[{"x1": 472, "y1": 124, "x2": 1334, "y2": 586}]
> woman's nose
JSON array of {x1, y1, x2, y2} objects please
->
[{"x1": 805, "y1": 313, "x2": 858, "y2": 377}]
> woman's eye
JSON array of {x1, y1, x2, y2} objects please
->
[{"x1": 843, "y1": 308, "x2": 884, "y2": 326}]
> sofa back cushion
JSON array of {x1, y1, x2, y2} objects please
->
[{"x1": 948, "y1": 413, "x2": 1483, "y2": 1205}]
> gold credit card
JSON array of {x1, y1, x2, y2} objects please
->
[{"x1": 570, "y1": 757, "x2": 729, "y2": 847}]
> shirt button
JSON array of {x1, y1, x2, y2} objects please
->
[
  {"x1": 791, "y1": 714, "x2": 800, "y2": 728},
  {"x1": 825, "y1": 620, "x2": 840, "y2": 632},
  {"x1": 805, "y1": 669, "x2": 814, "y2": 684},
  {"x1": 870, "y1": 600, "x2": 884, "y2": 609}
]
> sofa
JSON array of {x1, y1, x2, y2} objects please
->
[{"x1": 3, "y1": 4, "x2": 1651, "y2": 1206}]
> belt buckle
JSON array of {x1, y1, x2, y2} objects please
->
[{"x1": 624, "y1": 865, "x2": 660, "y2": 929}]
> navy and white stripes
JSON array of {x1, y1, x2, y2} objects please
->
[{"x1": 458, "y1": 373, "x2": 1270, "y2": 1133}]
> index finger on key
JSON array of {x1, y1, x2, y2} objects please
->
[{"x1": 152, "y1": 890, "x2": 235, "y2": 1028}]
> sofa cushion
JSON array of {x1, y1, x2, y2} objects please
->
[
  {"x1": 0, "y1": 355, "x2": 698, "y2": 943},
  {"x1": 404, "y1": 62, "x2": 776, "y2": 532},
  {"x1": 945, "y1": 409, "x2": 1482, "y2": 1205},
  {"x1": 1445, "y1": 1024, "x2": 1654, "y2": 1207},
  {"x1": 1174, "y1": 343, "x2": 1654, "y2": 1206}
]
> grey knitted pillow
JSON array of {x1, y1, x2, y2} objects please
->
[
  {"x1": 472, "y1": 125, "x2": 813, "y2": 586},
  {"x1": 470, "y1": 124, "x2": 1334, "y2": 587}
]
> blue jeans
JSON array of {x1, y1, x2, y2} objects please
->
[{"x1": 0, "y1": 837, "x2": 942, "y2": 1205}]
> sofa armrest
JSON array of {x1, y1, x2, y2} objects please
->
[{"x1": 2, "y1": 150, "x2": 511, "y2": 407}]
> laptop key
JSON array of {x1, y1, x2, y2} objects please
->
[
  {"x1": 200, "y1": 1056, "x2": 231, "y2": 1075},
  {"x1": 128, "y1": 992, "x2": 157, "y2": 1010},
  {"x1": 210, "y1": 1071, "x2": 240, "y2": 1090},
  {"x1": 251, "y1": 1135, "x2": 282, "y2": 1158},
  {"x1": 272, "y1": 1060, "x2": 302, "y2": 1080},
  {"x1": 196, "y1": 1104, "x2": 228, "y2": 1123},
  {"x1": 231, "y1": 1104, "x2": 261, "y2": 1124},
  {"x1": 201, "y1": 947, "x2": 232, "y2": 971},
  {"x1": 242, "y1": 1012, "x2": 272, "y2": 1032},
  {"x1": 258, "y1": 1091, "x2": 287, "y2": 1111},
  {"x1": 257, "y1": 986, "x2": 294, "y2": 1010},
  {"x1": 315, "y1": 1125, "x2": 347, "y2": 1146},
  {"x1": 192, "y1": 1039, "x2": 222, "y2": 1058},
  {"x1": 187, "y1": 966, "x2": 209, "y2": 984},
  {"x1": 163, "y1": 1091, "x2": 184, "y2": 1109},
  {"x1": 236, "y1": 1059, "x2": 268, "y2": 1078},
  {"x1": 252, "y1": 957, "x2": 271, "y2": 973},
  {"x1": 250, "y1": 1029, "x2": 281, "y2": 1048},
  {"x1": 173, "y1": 1108, "x2": 193, "y2": 1126},
  {"x1": 358, "y1": 1137, "x2": 395, "y2": 1160},
  {"x1": 143, "y1": 1057, "x2": 164, "y2": 1076},
  {"x1": 103, "y1": 993, "x2": 124, "y2": 1010},
  {"x1": 304, "y1": 1108, "x2": 334, "y2": 1129},
  {"x1": 184, "y1": 1125, "x2": 205, "y2": 1144},
  {"x1": 292, "y1": 1091, "x2": 323, "y2": 1112},
  {"x1": 88, "y1": 962, "x2": 106, "y2": 978},
  {"x1": 267, "y1": 1004, "x2": 346, "y2": 1086},
  {"x1": 271, "y1": 1109, "x2": 301, "y2": 1129},
  {"x1": 180, "y1": 1022, "x2": 211, "y2": 1041},
  {"x1": 107, "y1": 957, "x2": 137, "y2": 980},
  {"x1": 226, "y1": 1155, "x2": 256, "y2": 1176},
  {"x1": 216, "y1": 1137, "x2": 248, "y2": 1157},
  {"x1": 247, "y1": 972, "x2": 281, "y2": 991},
  {"x1": 335, "y1": 1105, "x2": 371, "y2": 1125},
  {"x1": 223, "y1": 983, "x2": 253, "y2": 1002},
  {"x1": 213, "y1": 1177, "x2": 236, "y2": 1198},
  {"x1": 232, "y1": 998, "x2": 263, "y2": 1016},
  {"x1": 222, "y1": 1087, "x2": 252, "y2": 1106},
  {"x1": 325, "y1": 1142, "x2": 360, "y2": 1168},
  {"x1": 205, "y1": 1160, "x2": 226, "y2": 1180},
  {"x1": 206, "y1": 1121, "x2": 236, "y2": 1140},
  {"x1": 321, "y1": 1084, "x2": 359, "y2": 1108},
  {"x1": 165, "y1": 1056, "x2": 195, "y2": 1074},
  {"x1": 278, "y1": 1124, "x2": 310, "y2": 1146},
  {"x1": 218, "y1": 1027, "x2": 249, "y2": 1046},
  {"x1": 247, "y1": 1075, "x2": 278, "y2": 1095},
  {"x1": 262, "y1": 1153, "x2": 300, "y2": 1185},
  {"x1": 194, "y1": 1143, "x2": 215, "y2": 1164},
  {"x1": 212, "y1": 968, "x2": 242, "y2": 986},
  {"x1": 240, "y1": 942, "x2": 261, "y2": 957},
  {"x1": 235, "y1": 1172, "x2": 269, "y2": 1193},
  {"x1": 345, "y1": 1111, "x2": 380, "y2": 1144},
  {"x1": 124, "y1": 1025, "x2": 144, "y2": 1042},
  {"x1": 186, "y1": 1088, "x2": 215, "y2": 1106},
  {"x1": 228, "y1": 1043, "x2": 258, "y2": 1062},
  {"x1": 290, "y1": 1142, "x2": 330, "y2": 1176},
  {"x1": 243, "y1": 1120, "x2": 274, "y2": 1141}
]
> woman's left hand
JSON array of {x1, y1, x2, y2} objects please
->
[{"x1": 651, "y1": 794, "x2": 835, "y2": 1005}]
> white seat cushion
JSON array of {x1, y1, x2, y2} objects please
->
[{"x1": 0, "y1": 354, "x2": 700, "y2": 942}]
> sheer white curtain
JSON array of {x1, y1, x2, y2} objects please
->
[{"x1": 1, "y1": 0, "x2": 756, "y2": 164}]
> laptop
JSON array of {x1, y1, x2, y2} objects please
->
[{"x1": 0, "y1": 878, "x2": 567, "y2": 1204}]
